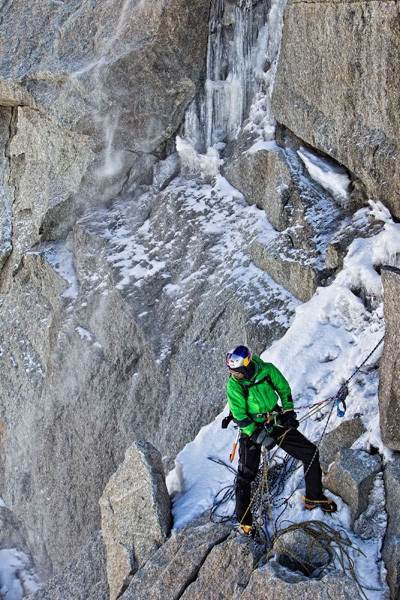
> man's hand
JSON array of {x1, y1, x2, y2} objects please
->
[
  {"x1": 251, "y1": 427, "x2": 276, "y2": 450},
  {"x1": 279, "y1": 410, "x2": 299, "y2": 429}
]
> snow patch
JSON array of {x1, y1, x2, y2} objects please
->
[{"x1": 298, "y1": 147, "x2": 351, "y2": 204}]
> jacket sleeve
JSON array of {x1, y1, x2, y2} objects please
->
[
  {"x1": 226, "y1": 379, "x2": 256, "y2": 437},
  {"x1": 267, "y1": 363, "x2": 294, "y2": 410}
]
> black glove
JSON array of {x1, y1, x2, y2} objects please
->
[
  {"x1": 251, "y1": 427, "x2": 276, "y2": 450},
  {"x1": 279, "y1": 410, "x2": 299, "y2": 429},
  {"x1": 221, "y1": 413, "x2": 233, "y2": 429}
]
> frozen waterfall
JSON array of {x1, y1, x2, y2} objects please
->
[{"x1": 180, "y1": 0, "x2": 288, "y2": 158}]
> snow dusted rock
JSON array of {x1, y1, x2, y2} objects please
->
[
  {"x1": 239, "y1": 561, "x2": 362, "y2": 600},
  {"x1": 153, "y1": 153, "x2": 180, "y2": 192},
  {"x1": 250, "y1": 235, "x2": 323, "y2": 303},
  {"x1": 379, "y1": 266, "x2": 400, "y2": 451},
  {"x1": 325, "y1": 207, "x2": 384, "y2": 273},
  {"x1": 99, "y1": 441, "x2": 171, "y2": 600},
  {"x1": 382, "y1": 454, "x2": 400, "y2": 600},
  {"x1": 119, "y1": 513, "x2": 231, "y2": 600},
  {"x1": 273, "y1": 1, "x2": 400, "y2": 220},
  {"x1": 26, "y1": 532, "x2": 109, "y2": 600},
  {"x1": 318, "y1": 416, "x2": 365, "y2": 473},
  {"x1": 223, "y1": 142, "x2": 296, "y2": 233},
  {"x1": 323, "y1": 449, "x2": 382, "y2": 527},
  {"x1": 224, "y1": 130, "x2": 348, "y2": 302}
]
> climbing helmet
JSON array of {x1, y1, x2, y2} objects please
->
[{"x1": 226, "y1": 346, "x2": 251, "y2": 370}]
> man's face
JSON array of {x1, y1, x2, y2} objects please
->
[{"x1": 229, "y1": 369, "x2": 245, "y2": 379}]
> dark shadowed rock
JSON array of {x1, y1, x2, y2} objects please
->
[{"x1": 272, "y1": 529, "x2": 331, "y2": 576}]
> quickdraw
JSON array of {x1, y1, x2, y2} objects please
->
[{"x1": 334, "y1": 384, "x2": 348, "y2": 418}]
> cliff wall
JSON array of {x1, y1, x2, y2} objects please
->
[
  {"x1": 272, "y1": 0, "x2": 400, "y2": 220},
  {"x1": 0, "y1": 0, "x2": 399, "y2": 591}
]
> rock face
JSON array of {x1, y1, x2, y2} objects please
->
[
  {"x1": 0, "y1": 106, "x2": 93, "y2": 292},
  {"x1": 0, "y1": 0, "x2": 210, "y2": 155},
  {"x1": 100, "y1": 441, "x2": 171, "y2": 600},
  {"x1": 27, "y1": 532, "x2": 109, "y2": 600},
  {"x1": 382, "y1": 455, "x2": 400, "y2": 600},
  {"x1": 224, "y1": 133, "x2": 348, "y2": 303},
  {"x1": 272, "y1": 0, "x2": 400, "y2": 220},
  {"x1": 379, "y1": 266, "x2": 400, "y2": 451}
]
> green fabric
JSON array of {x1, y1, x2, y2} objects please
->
[{"x1": 226, "y1": 356, "x2": 293, "y2": 437}]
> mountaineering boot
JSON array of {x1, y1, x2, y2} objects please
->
[
  {"x1": 238, "y1": 524, "x2": 266, "y2": 545},
  {"x1": 239, "y1": 524, "x2": 252, "y2": 535},
  {"x1": 302, "y1": 495, "x2": 337, "y2": 513}
]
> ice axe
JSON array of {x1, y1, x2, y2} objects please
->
[{"x1": 229, "y1": 429, "x2": 240, "y2": 462}]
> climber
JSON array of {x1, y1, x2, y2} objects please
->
[{"x1": 224, "y1": 345, "x2": 337, "y2": 536}]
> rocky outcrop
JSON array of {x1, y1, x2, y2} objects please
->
[
  {"x1": 318, "y1": 416, "x2": 365, "y2": 473},
  {"x1": 379, "y1": 266, "x2": 400, "y2": 451},
  {"x1": 272, "y1": 0, "x2": 400, "y2": 220},
  {"x1": 120, "y1": 514, "x2": 231, "y2": 600},
  {"x1": 100, "y1": 441, "x2": 171, "y2": 600},
  {"x1": 1, "y1": 106, "x2": 93, "y2": 292},
  {"x1": 323, "y1": 449, "x2": 382, "y2": 527},
  {"x1": 119, "y1": 511, "x2": 362, "y2": 600}
]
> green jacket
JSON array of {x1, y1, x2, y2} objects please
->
[{"x1": 226, "y1": 356, "x2": 293, "y2": 437}]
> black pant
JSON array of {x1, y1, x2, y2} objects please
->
[{"x1": 236, "y1": 427, "x2": 323, "y2": 526}]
